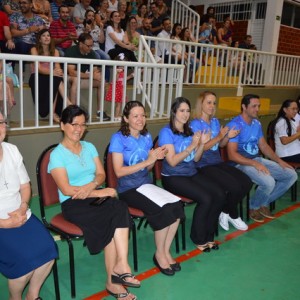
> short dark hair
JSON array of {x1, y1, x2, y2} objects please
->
[
  {"x1": 241, "y1": 94, "x2": 260, "y2": 111},
  {"x1": 58, "y1": 4, "x2": 69, "y2": 13},
  {"x1": 60, "y1": 105, "x2": 89, "y2": 124},
  {"x1": 78, "y1": 33, "x2": 93, "y2": 44}
]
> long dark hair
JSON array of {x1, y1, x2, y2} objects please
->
[
  {"x1": 171, "y1": 23, "x2": 181, "y2": 39},
  {"x1": 169, "y1": 97, "x2": 193, "y2": 136},
  {"x1": 36, "y1": 29, "x2": 56, "y2": 56},
  {"x1": 270, "y1": 99, "x2": 297, "y2": 138},
  {"x1": 119, "y1": 101, "x2": 148, "y2": 136}
]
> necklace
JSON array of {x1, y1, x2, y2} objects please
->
[{"x1": 63, "y1": 143, "x2": 87, "y2": 167}]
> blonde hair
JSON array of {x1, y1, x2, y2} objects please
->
[{"x1": 194, "y1": 91, "x2": 217, "y2": 119}]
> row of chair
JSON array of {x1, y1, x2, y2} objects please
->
[{"x1": 36, "y1": 126, "x2": 297, "y2": 299}]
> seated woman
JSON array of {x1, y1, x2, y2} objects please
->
[
  {"x1": 29, "y1": 29, "x2": 71, "y2": 123},
  {"x1": 48, "y1": 105, "x2": 140, "y2": 300},
  {"x1": 271, "y1": 99, "x2": 300, "y2": 162},
  {"x1": 0, "y1": 109, "x2": 58, "y2": 300},
  {"x1": 123, "y1": 16, "x2": 140, "y2": 59},
  {"x1": 109, "y1": 101, "x2": 185, "y2": 276},
  {"x1": 105, "y1": 11, "x2": 137, "y2": 61},
  {"x1": 190, "y1": 91, "x2": 252, "y2": 231},
  {"x1": 158, "y1": 97, "x2": 225, "y2": 252}
]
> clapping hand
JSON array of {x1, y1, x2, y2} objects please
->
[
  {"x1": 227, "y1": 126, "x2": 240, "y2": 138},
  {"x1": 200, "y1": 130, "x2": 211, "y2": 144}
]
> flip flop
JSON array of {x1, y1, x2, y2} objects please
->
[
  {"x1": 106, "y1": 287, "x2": 137, "y2": 299},
  {"x1": 111, "y1": 273, "x2": 140, "y2": 288}
]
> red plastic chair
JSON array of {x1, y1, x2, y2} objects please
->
[
  {"x1": 103, "y1": 144, "x2": 146, "y2": 272},
  {"x1": 36, "y1": 144, "x2": 84, "y2": 298}
]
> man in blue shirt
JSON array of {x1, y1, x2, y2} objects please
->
[{"x1": 227, "y1": 94, "x2": 297, "y2": 222}]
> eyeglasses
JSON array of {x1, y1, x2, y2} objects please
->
[
  {"x1": 0, "y1": 120, "x2": 8, "y2": 127},
  {"x1": 70, "y1": 123, "x2": 88, "y2": 129},
  {"x1": 83, "y1": 43, "x2": 93, "y2": 48}
]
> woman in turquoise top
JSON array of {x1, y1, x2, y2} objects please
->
[
  {"x1": 48, "y1": 105, "x2": 140, "y2": 300},
  {"x1": 158, "y1": 97, "x2": 225, "y2": 252}
]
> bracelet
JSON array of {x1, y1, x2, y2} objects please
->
[{"x1": 27, "y1": 27, "x2": 31, "y2": 33}]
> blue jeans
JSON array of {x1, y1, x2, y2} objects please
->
[
  {"x1": 236, "y1": 157, "x2": 297, "y2": 209},
  {"x1": 94, "y1": 49, "x2": 110, "y2": 82}
]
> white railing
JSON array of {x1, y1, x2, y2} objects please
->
[
  {"x1": 0, "y1": 52, "x2": 184, "y2": 131},
  {"x1": 171, "y1": 0, "x2": 200, "y2": 41},
  {"x1": 140, "y1": 35, "x2": 300, "y2": 87}
]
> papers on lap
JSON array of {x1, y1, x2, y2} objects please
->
[{"x1": 136, "y1": 184, "x2": 181, "y2": 207}]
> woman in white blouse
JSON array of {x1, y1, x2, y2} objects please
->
[
  {"x1": 105, "y1": 10, "x2": 137, "y2": 61},
  {"x1": 272, "y1": 99, "x2": 300, "y2": 162}
]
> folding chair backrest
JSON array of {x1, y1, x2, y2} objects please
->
[
  {"x1": 152, "y1": 136, "x2": 163, "y2": 183},
  {"x1": 266, "y1": 120, "x2": 276, "y2": 151},
  {"x1": 103, "y1": 144, "x2": 118, "y2": 189},
  {"x1": 36, "y1": 144, "x2": 60, "y2": 207}
]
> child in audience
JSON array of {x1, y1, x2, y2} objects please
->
[{"x1": 105, "y1": 53, "x2": 133, "y2": 121}]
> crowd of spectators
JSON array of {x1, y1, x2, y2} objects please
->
[{"x1": 0, "y1": 1, "x2": 262, "y2": 119}]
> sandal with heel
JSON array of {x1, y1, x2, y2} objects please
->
[
  {"x1": 111, "y1": 273, "x2": 140, "y2": 288},
  {"x1": 106, "y1": 287, "x2": 137, "y2": 300}
]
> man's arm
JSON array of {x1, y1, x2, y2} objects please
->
[
  {"x1": 259, "y1": 137, "x2": 294, "y2": 169},
  {"x1": 227, "y1": 141, "x2": 257, "y2": 167},
  {"x1": 67, "y1": 64, "x2": 88, "y2": 79}
]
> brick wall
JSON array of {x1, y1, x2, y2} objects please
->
[{"x1": 278, "y1": 25, "x2": 300, "y2": 56}]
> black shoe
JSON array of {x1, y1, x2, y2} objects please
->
[
  {"x1": 97, "y1": 111, "x2": 111, "y2": 121},
  {"x1": 208, "y1": 242, "x2": 219, "y2": 250},
  {"x1": 170, "y1": 262, "x2": 181, "y2": 272},
  {"x1": 153, "y1": 255, "x2": 175, "y2": 276}
]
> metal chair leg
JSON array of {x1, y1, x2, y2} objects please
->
[
  {"x1": 137, "y1": 218, "x2": 145, "y2": 230},
  {"x1": 52, "y1": 259, "x2": 60, "y2": 300},
  {"x1": 181, "y1": 219, "x2": 186, "y2": 251},
  {"x1": 67, "y1": 239, "x2": 76, "y2": 298},
  {"x1": 175, "y1": 230, "x2": 179, "y2": 253},
  {"x1": 246, "y1": 192, "x2": 250, "y2": 221},
  {"x1": 131, "y1": 218, "x2": 138, "y2": 272}
]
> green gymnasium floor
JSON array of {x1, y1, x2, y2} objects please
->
[{"x1": 1, "y1": 187, "x2": 300, "y2": 300}]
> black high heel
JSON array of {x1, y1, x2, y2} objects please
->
[
  {"x1": 153, "y1": 255, "x2": 175, "y2": 276},
  {"x1": 196, "y1": 244, "x2": 211, "y2": 252},
  {"x1": 170, "y1": 262, "x2": 181, "y2": 272},
  {"x1": 208, "y1": 242, "x2": 219, "y2": 250}
]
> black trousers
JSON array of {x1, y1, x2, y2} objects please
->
[
  {"x1": 162, "y1": 173, "x2": 226, "y2": 245},
  {"x1": 198, "y1": 163, "x2": 253, "y2": 218}
]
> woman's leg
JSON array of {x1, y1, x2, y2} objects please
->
[
  {"x1": 104, "y1": 233, "x2": 138, "y2": 300},
  {"x1": 8, "y1": 260, "x2": 54, "y2": 300},
  {"x1": 25, "y1": 260, "x2": 54, "y2": 300},
  {"x1": 119, "y1": 189, "x2": 181, "y2": 268},
  {"x1": 163, "y1": 219, "x2": 180, "y2": 263},
  {"x1": 162, "y1": 175, "x2": 225, "y2": 245}
]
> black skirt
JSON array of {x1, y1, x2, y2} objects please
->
[
  {"x1": 119, "y1": 188, "x2": 185, "y2": 231},
  {"x1": 61, "y1": 197, "x2": 130, "y2": 254}
]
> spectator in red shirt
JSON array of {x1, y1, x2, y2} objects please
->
[
  {"x1": 49, "y1": 5, "x2": 77, "y2": 57},
  {"x1": 0, "y1": 11, "x2": 15, "y2": 53}
]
